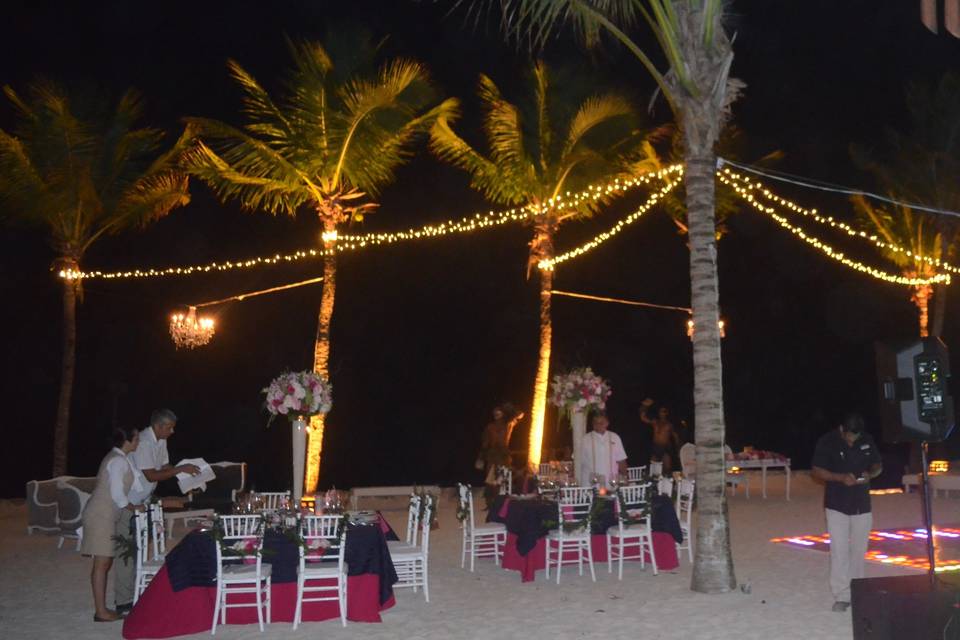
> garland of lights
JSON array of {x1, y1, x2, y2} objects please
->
[
  {"x1": 721, "y1": 167, "x2": 960, "y2": 277},
  {"x1": 718, "y1": 171, "x2": 950, "y2": 287},
  {"x1": 538, "y1": 168, "x2": 685, "y2": 271},
  {"x1": 58, "y1": 166, "x2": 683, "y2": 281}
]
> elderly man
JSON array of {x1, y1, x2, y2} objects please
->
[
  {"x1": 114, "y1": 409, "x2": 199, "y2": 614},
  {"x1": 578, "y1": 413, "x2": 628, "y2": 488},
  {"x1": 811, "y1": 413, "x2": 882, "y2": 613}
]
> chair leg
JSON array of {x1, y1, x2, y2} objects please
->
[
  {"x1": 255, "y1": 578, "x2": 264, "y2": 632},
  {"x1": 470, "y1": 535, "x2": 475, "y2": 573},
  {"x1": 211, "y1": 585, "x2": 221, "y2": 635},
  {"x1": 422, "y1": 559, "x2": 429, "y2": 602},
  {"x1": 606, "y1": 535, "x2": 613, "y2": 574},
  {"x1": 461, "y1": 531, "x2": 467, "y2": 569},
  {"x1": 545, "y1": 541, "x2": 551, "y2": 580},
  {"x1": 587, "y1": 538, "x2": 596, "y2": 582},
  {"x1": 578, "y1": 539, "x2": 584, "y2": 576},
  {"x1": 57, "y1": 536, "x2": 64, "y2": 549},
  {"x1": 649, "y1": 535, "x2": 659, "y2": 576},
  {"x1": 265, "y1": 576, "x2": 271, "y2": 625},
  {"x1": 618, "y1": 539, "x2": 624, "y2": 581},
  {"x1": 341, "y1": 573, "x2": 348, "y2": 627}
]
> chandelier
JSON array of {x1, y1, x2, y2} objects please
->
[{"x1": 169, "y1": 306, "x2": 215, "y2": 349}]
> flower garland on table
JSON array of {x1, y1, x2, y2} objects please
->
[
  {"x1": 543, "y1": 488, "x2": 606, "y2": 533},
  {"x1": 549, "y1": 367, "x2": 612, "y2": 420},
  {"x1": 262, "y1": 370, "x2": 332, "y2": 426},
  {"x1": 455, "y1": 485, "x2": 471, "y2": 523}
]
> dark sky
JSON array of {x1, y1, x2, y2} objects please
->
[{"x1": 3, "y1": 1, "x2": 960, "y2": 497}]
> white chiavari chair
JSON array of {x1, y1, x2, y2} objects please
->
[
  {"x1": 678, "y1": 443, "x2": 697, "y2": 479},
  {"x1": 496, "y1": 466, "x2": 512, "y2": 495},
  {"x1": 626, "y1": 466, "x2": 646, "y2": 483},
  {"x1": 211, "y1": 515, "x2": 271, "y2": 634},
  {"x1": 607, "y1": 484, "x2": 657, "y2": 580},
  {"x1": 392, "y1": 494, "x2": 433, "y2": 601},
  {"x1": 676, "y1": 478, "x2": 695, "y2": 562},
  {"x1": 387, "y1": 494, "x2": 421, "y2": 554},
  {"x1": 457, "y1": 483, "x2": 505, "y2": 571},
  {"x1": 149, "y1": 502, "x2": 166, "y2": 561},
  {"x1": 649, "y1": 461, "x2": 663, "y2": 477},
  {"x1": 256, "y1": 491, "x2": 291, "y2": 514},
  {"x1": 545, "y1": 487, "x2": 595, "y2": 584},
  {"x1": 293, "y1": 515, "x2": 346, "y2": 629},
  {"x1": 133, "y1": 510, "x2": 164, "y2": 604}
]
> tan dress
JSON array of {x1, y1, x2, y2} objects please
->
[{"x1": 80, "y1": 449, "x2": 133, "y2": 557}]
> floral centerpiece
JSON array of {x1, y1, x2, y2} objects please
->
[
  {"x1": 262, "y1": 370, "x2": 332, "y2": 425},
  {"x1": 549, "y1": 367, "x2": 612, "y2": 419}
]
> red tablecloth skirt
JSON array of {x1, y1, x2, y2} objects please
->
[
  {"x1": 501, "y1": 532, "x2": 679, "y2": 582},
  {"x1": 123, "y1": 566, "x2": 394, "y2": 639}
]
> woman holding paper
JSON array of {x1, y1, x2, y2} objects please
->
[{"x1": 80, "y1": 426, "x2": 145, "y2": 622}]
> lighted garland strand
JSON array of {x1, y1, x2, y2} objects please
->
[
  {"x1": 59, "y1": 166, "x2": 683, "y2": 281},
  {"x1": 720, "y1": 167, "x2": 960, "y2": 278},
  {"x1": 718, "y1": 171, "x2": 951, "y2": 287}
]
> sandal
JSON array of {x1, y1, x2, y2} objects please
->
[{"x1": 93, "y1": 612, "x2": 120, "y2": 622}]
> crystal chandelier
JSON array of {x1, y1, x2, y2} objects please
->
[{"x1": 169, "y1": 306, "x2": 215, "y2": 349}]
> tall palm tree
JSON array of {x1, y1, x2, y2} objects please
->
[
  {"x1": 430, "y1": 61, "x2": 653, "y2": 470},
  {"x1": 851, "y1": 73, "x2": 960, "y2": 337},
  {"x1": 0, "y1": 79, "x2": 191, "y2": 476},
  {"x1": 470, "y1": 0, "x2": 741, "y2": 593},
  {"x1": 851, "y1": 196, "x2": 942, "y2": 336},
  {"x1": 184, "y1": 40, "x2": 455, "y2": 493}
]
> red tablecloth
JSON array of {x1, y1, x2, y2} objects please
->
[
  {"x1": 500, "y1": 531, "x2": 679, "y2": 582},
  {"x1": 123, "y1": 563, "x2": 393, "y2": 638}
]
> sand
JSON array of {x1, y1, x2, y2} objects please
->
[{"x1": 2, "y1": 472, "x2": 955, "y2": 640}]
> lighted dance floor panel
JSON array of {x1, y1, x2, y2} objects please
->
[{"x1": 771, "y1": 526, "x2": 960, "y2": 573}]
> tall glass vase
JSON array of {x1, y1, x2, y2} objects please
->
[
  {"x1": 570, "y1": 409, "x2": 587, "y2": 485},
  {"x1": 291, "y1": 416, "x2": 306, "y2": 504}
]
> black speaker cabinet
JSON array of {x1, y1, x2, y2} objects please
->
[
  {"x1": 851, "y1": 575, "x2": 960, "y2": 639},
  {"x1": 876, "y1": 338, "x2": 954, "y2": 442}
]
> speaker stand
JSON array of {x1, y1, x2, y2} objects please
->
[{"x1": 920, "y1": 440, "x2": 937, "y2": 585}]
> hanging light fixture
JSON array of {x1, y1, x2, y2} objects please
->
[{"x1": 169, "y1": 306, "x2": 215, "y2": 349}]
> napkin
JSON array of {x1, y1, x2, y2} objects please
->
[{"x1": 175, "y1": 458, "x2": 216, "y2": 494}]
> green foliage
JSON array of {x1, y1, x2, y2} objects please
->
[
  {"x1": 430, "y1": 61, "x2": 653, "y2": 218},
  {"x1": 184, "y1": 39, "x2": 456, "y2": 220},
  {"x1": 0, "y1": 79, "x2": 191, "y2": 259}
]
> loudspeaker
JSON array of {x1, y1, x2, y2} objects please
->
[
  {"x1": 876, "y1": 337, "x2": 954, "y2": 442},
  {"x1": 851, "y1": 575, "x2": 960, "y2": 639}
]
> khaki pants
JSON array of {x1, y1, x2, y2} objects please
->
[
  {"x1": 114, "y1": 509, "x2": 135, "y2": 607},
  {"x1": 825, "y1": 508, "x2": 872, "y2": 602}
]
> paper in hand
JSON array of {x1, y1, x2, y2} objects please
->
[{"x1": 176, "y1": 458, "x2": 216, "y2": 494}]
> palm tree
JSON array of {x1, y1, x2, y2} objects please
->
[
  {"x1": 184, "y1": 40, "x2": 455, "y2": 493},
  {"x1": 470, "y1": 0, "x2": 740, "y2": 593},
  {"x1": 851, "y1": 196, "x2": 942, "y2": 336},
  {"x1": 851, "y1": 73, "x2": 960, "y2": 338},
  {"x1": 430, "y1": 61, "x2": 653, "y2": 470},
  {"x1": 0, "y1": 79, "x2": 191, "y2": 476}
]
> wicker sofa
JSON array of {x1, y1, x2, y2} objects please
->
[{"x1": 26, "y1": 476, "x2": 97, "y2": 549}]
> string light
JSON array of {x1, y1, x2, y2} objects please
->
[
  {"x1": 538, "y1": 168, "x2": 684, "y2": 271},
  {"x1": 58, "y1": 166, "x2": 684, "y2": 281},
  {"x1": 718, "y1": 172, "x2": 951, "y2": 287},
  {"x1": 721, "y1": 167, "x2": 960, "y2": 277}
]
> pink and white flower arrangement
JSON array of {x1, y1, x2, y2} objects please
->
[
  {"x1": 262, "y1": 370, "x2": 332, "y2": 424},
  {"x1": 549, "y1": 367, "x2": 612, "y2": 418}
]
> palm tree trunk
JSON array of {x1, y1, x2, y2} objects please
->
[
  {"x1": 306, "y1": 215, "x2": 338, "y2": 495},
  {"x1": 527, "y1": 245, "x2": 553, "y2": 471},
  {"x1": 684, "y1": 139, "x2": 737, "y2": 594},
  {"x1": 52, "y1": 259, "x2": 79, "y2": 477},
  {"x1": 931, "y1": 226, "x2": 949, "y2": 337},
  {"x1": 913, "y1": 284, "x2": 931, "y2": 338}
]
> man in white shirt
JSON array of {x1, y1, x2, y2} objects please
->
[
  {"x1": 578, "y1": 413, "x2": 628, "y2": 488},
  {"x1": 115, "y1": 409, "x2": 199, "y2": 613}
]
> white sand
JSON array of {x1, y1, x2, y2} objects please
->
[{"x1": 2, "y1": 473, "x2": 956, "y2": 640}]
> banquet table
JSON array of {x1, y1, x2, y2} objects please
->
[
  {"x1": 487, "y1": 494, "x2": 682, "y2": 583},
  {"x1": 123, "y1": 518, "x2": 399, "y2": 639},
  {"x1": 727, "y1": 456, "x2": 792, "y2": 499}
]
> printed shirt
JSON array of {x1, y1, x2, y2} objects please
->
[{"x1": 811, "y1": 429, "x2": 881, "y2": 515}]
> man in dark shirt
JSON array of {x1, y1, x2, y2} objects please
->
[{"x1": 811, "y1": 413, "x2": 882, "y2": 612}]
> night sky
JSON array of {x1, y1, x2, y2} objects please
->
[{"x1": 3, "y1": 1, "x2": 960, "y2": 497}]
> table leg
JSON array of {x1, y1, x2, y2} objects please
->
[
  {"x1": 762, "y1": 463, "x2": 768, "y2": 499},
  {"x1": 785, "y1": 466, "x2": 791, "y2": 501}
]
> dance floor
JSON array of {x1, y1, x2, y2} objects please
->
[{"x1": 772, "y1": 526, "x2": 960, "y2": 572}]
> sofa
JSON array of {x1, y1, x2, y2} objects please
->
[
  {"x1": 186, "y1": 461, "x2": 246, "y2": 514},
  {"x1": 26, "y1": 476, "x2": 97, "y2": 550}
]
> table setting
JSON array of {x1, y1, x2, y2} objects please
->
[
  {"x1": 487, "y1": 486, "x2": 682, "y2": 582},
  {"x1": 122, "y1": 495, "x2": 401, "y2": 639}
]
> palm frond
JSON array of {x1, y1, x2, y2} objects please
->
[{"x1": 561, "y1": 93, "x2": 634, "y2": 158}]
